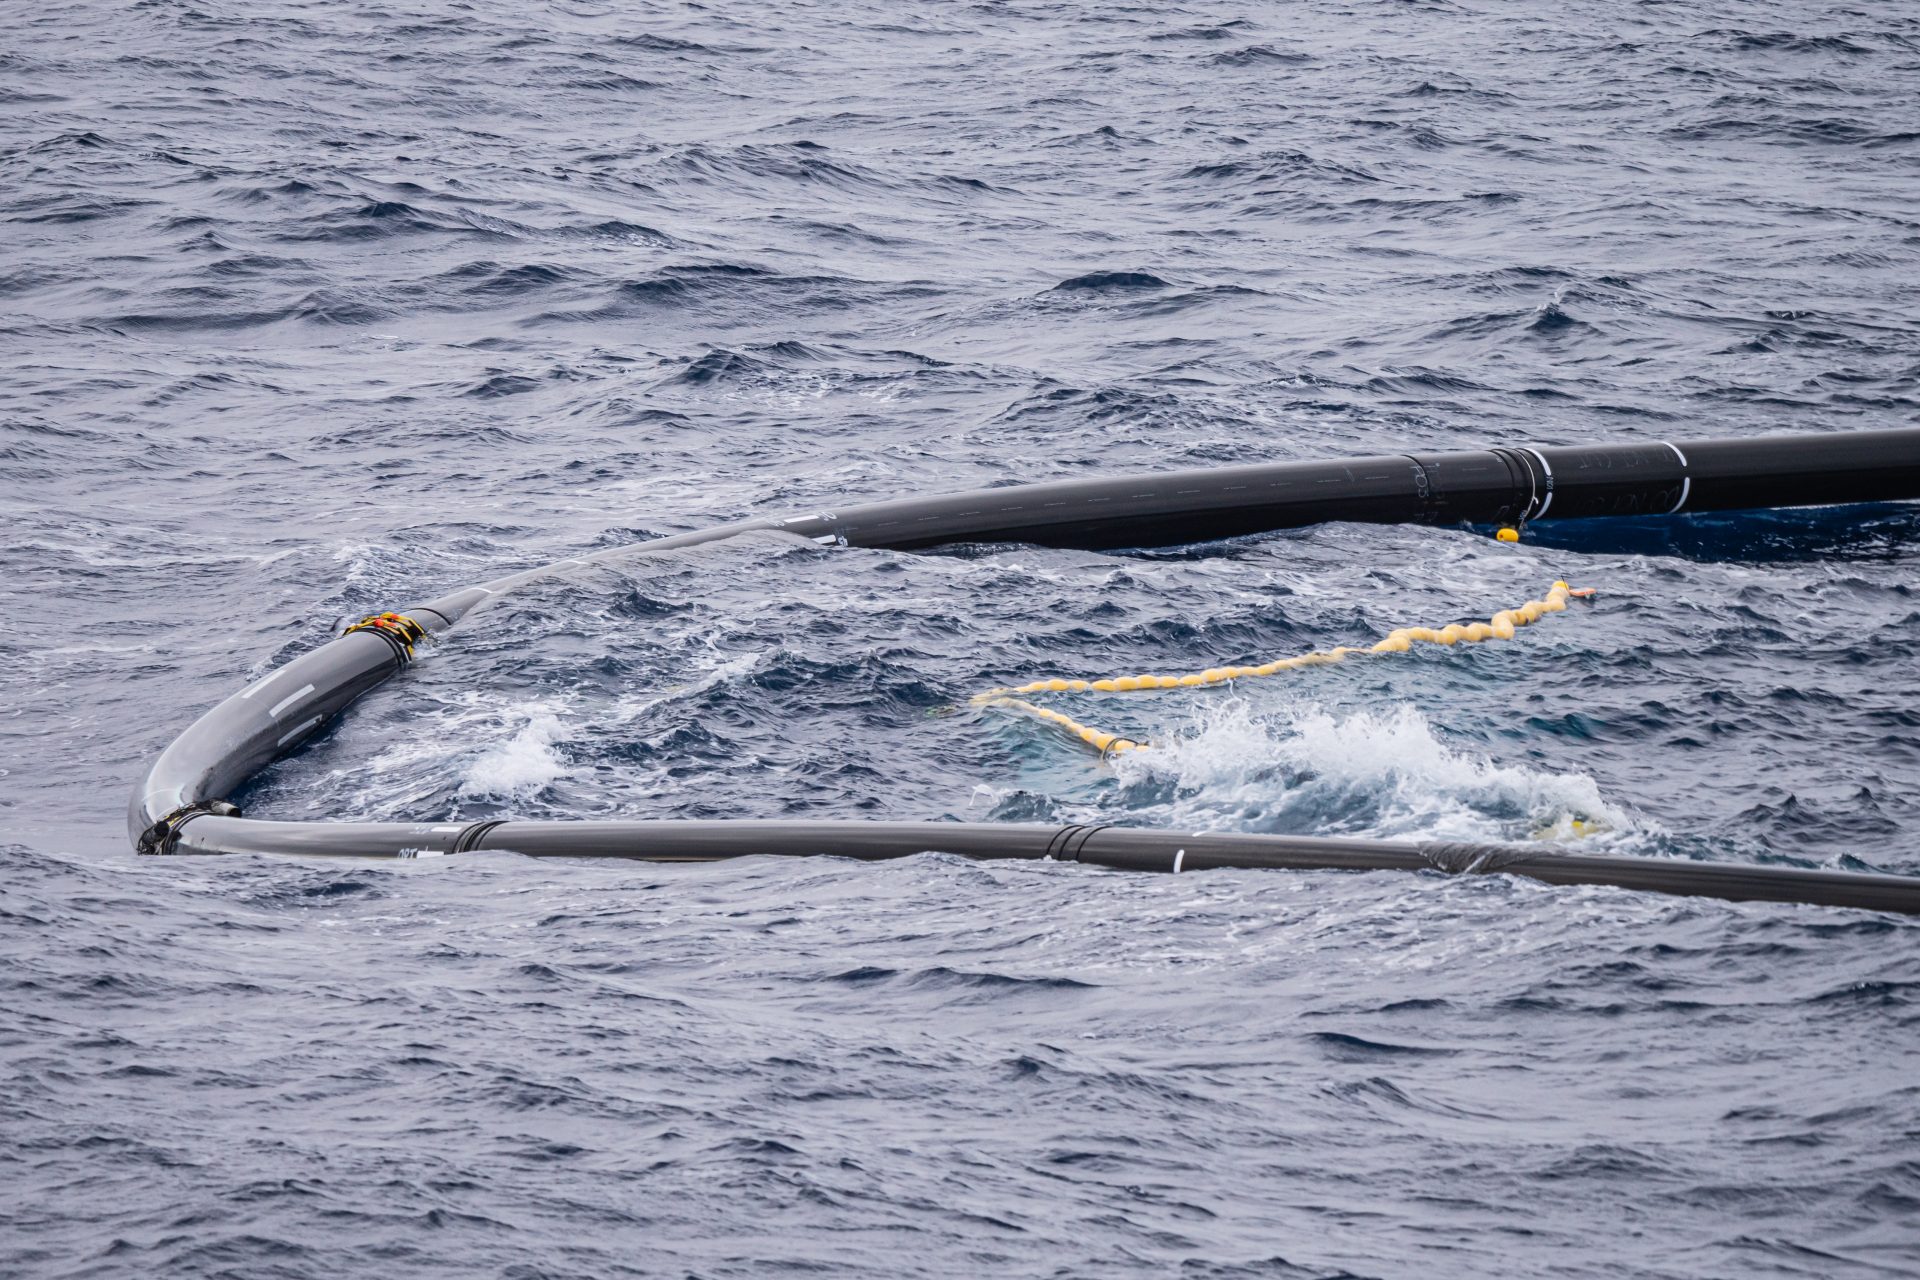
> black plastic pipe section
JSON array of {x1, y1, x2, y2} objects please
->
[
  {"x1": 130, "y1": 427, "x2": 1920, "y2": 915},
  {"x1": 770, "y1": 427, "x2": 1920, "y2": 550},
  {"x1": 156, "y1": 817, "x2": 1920, "y2": 916}
]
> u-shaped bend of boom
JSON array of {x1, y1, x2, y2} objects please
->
[{"x1": 128, "y1": 428, "x2": 1920, "y2": 916}]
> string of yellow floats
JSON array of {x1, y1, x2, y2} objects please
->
[{"x1": 970, "y1": 581, "x2": 1595, "y2": 758}]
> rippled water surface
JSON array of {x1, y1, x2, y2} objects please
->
[{"x1": 5, "y1": 1, "x2": 1920, "y2": 1275}]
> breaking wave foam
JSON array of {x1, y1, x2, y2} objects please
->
[
  {"x1": 458, "y1": 705, "x2": 568, "y2": 798},
  {"x1": 1113, "y1": 698, "x2": 1631, "y2": 845}
]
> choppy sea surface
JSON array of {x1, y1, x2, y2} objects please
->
[{"x1": 5, "y1": 1, "x2": 1920, "y2": 1274}]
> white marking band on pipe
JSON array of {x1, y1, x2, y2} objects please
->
[
  {"x1": 1664, "y1": 441, "x2": 1691, "y2": 513},
  {"x1": 268, "y1": 685, "x2": 316, "y2": 719},
  {"x1": 1522, "y1": 448, "x2": 1555, "y2": 519},
  {"x1": 1173, "y1": 849, "x2": 1186, "y2": 873},
  {"x1": 276, "y1": 716, "x2": 322, "y2": 746},
  {"x1": 240, "y1": 667, "x2": 288, "y2": 699}
]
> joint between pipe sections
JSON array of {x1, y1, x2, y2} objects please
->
[
  {"x1": 1510, "y1": 447, "x2": 1555, "y2": 521},
  {"x1": 1065, "y1": 824, "x2": 1109, "y2": 864},
  {"x1": 1419, "y1": 841, "x2": 1527, "y2": 876},
  {"x1": 1409, "y1": 450, "x2": 1535, "y2": 529},
  {"x1": 343, "y1": 611, "x2": 429, "y2": 665},
  {"x1": 1041, "y1": 824, "x2": 1078, "y2": 861},
  {"x1": 1487, "y1": 447, "x2": 1539, "y2": 526},
  {"x1": 451, "y1": 819, "x2": 507, "y2": 854},
  {"x1": 136, "y1": 799, "x2": 242, "y2": 856},
  {"x1": 1043, "y1": 823, "x2": 1107, "y2": 863}
]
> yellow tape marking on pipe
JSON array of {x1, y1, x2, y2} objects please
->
[{"x1": 972, "y1": 582, "x2": 1590, "y2": 756}]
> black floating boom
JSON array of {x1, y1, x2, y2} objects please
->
[{"x1": 132, "y1": 427, "x2": 1920, "y2": 916}]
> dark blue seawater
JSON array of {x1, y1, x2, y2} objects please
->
[{"x1": 5, "y1": 1, "x2": 1920, "y2": 1274}]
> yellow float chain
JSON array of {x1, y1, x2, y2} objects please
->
[
  {"x1": 972, "y1": 581, "x2": 1592, "y2": 757},
  {"x1": 974, "y1": 695, "x2": 1146, "y2": 759}
]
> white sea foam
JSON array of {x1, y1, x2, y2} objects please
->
[
  {"x1": 458, "y1": 706, "x2": 568, "y2": 798},
  {"x1": 1113, "y1": 697, "x2": 1628, "y2": 844}
]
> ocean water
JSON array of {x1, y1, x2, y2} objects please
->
[{"x1": 4, "y1": 0, "x2": 1920, "y2": 1274}]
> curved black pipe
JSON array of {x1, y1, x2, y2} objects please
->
[{"x1": 130, "y1": 427, "x2": 1920, "y2": 915}]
